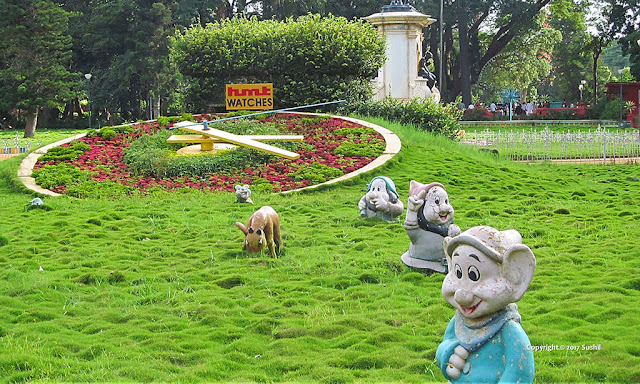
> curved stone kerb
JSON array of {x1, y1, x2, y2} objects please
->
[{"x1": 281, "y1": 113, "x2": 401, "y2": 194}]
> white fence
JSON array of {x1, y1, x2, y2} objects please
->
[
  {"x1": 464, "y1": 127, "x2": 640, "y2": 164},
  {"x1": 1, "y1": 133, "x2": 35, "y2": 156}
]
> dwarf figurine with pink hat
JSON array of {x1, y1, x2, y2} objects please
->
[
  {"x1": 401, "y1": 180, "x2": 460, "y2": 273},
  {"x1": 436, "y1": 225, "x2": 536, "y2": 383}
]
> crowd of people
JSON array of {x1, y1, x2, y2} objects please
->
[{"x1": 458, "y1": 100, "x2": 586, "y2": 117}]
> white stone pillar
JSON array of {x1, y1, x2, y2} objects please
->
[{"x1": 365, "y1": 9, "x2": 438, "y2": 102}]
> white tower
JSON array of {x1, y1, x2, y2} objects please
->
[{"x1": 365, "y1": 1, "x2": 440, "y2": 102}]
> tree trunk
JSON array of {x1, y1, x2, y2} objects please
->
[
  {"x1": 24, "y1": 110, "x2": 38, "y2": 138},
  {"x1": 592, "y1": 48, "x2": 600, "y2": 105},
  {"x1": 38, "y1": 107, "x2": 58, "y2": 128},
  {"x1": 458, "y1": 7, "x2": 473, "y2": 106}
]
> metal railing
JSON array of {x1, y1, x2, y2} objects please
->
[{"x1": 463, "y1": 127, "x2": 640, "y2": 164}]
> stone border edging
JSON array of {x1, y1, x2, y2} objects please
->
[
  {"x1": 280, "y1": 113, "x2": 401, "y2": 194},
  {"x1": 17, "y1": 114, "x2": 401, "y2": 196},
  {"x1": 18, "y1": 132, "x2": 89, "y2": 196}
]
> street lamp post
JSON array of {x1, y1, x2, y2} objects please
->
[
  {"x1": 578, "y1": 84, "x2": 583, "y2": 102},
  {"x1": 618, "y1": 69, "x2": 625, "y2": 128},
  {"x1": 84, "y1": 73, "x2": 92, "y2": 130}
]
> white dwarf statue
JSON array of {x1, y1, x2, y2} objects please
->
[
  {"x1": 436, "y1": 226, "x2": 536, "y2": 383},
  {"x1": 402, "y1": 181, "x2": 460, "y2": 273},
  {"x1": 235, "y1": 184, "x2": 254, "y2": 204},
  {"x1": 358, "y1": 176, "x2": 404, "y2": 222}
]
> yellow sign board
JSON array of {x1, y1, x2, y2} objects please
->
[{"x1": 226, "y1": 83, "x2": 273, "y2": 110}]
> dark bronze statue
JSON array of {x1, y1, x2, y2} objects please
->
[{"x1": 418, "y1": 51, "x2": 437, "y2": 89}]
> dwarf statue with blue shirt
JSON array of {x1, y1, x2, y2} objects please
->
[
  {"x1": 436, "y1": 226, "x2": 536, "y2": 384},
  {"x1": 358, "y1": 176, "x2": 404, "y2": 222}
]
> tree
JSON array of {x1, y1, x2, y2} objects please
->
[
  {"x1": 584, "y1": 0, "x2": 634, "y2": 104},
  {"x1": 619, "y1": 28, "x2": 640, "y2": 81},
  {"x1": 0, "y1": 0, "x2": 77, "y2": 137},
  {"x1": 72, "y1": 0, "x2": 176, "y2": 122},
  {"x1": 477, "y1": 18, "x2": 562, "y2": 103},
  {"x1": 419, "y1": 0, "x2": 554, "y2": 103},
  {"x1": 540, "y1": 0, "x2": 591, "y2": 103}
]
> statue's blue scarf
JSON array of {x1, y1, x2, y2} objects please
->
[{"x1": 454, "y1": 303, "x2": 521, "y2": 353}]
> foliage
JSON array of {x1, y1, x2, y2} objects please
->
[
  {"x1": 344, "y1": 98, "x2": 462, "y2": 138},
  {"x1": 38, "y1": 142, "x2": 91, "y2": 163},
  {"x1": 288, "y1": 162, "x2": 343, "y2": 183},
  {"x1": 0, "y1": 0, "x2": 78, "y2": 136},
  {"x1": 598, "y1": 99, "x2": 627, "y2": 120},
  {"x1": 31, "y1": 162, "x2": 91, "y2": 189},
  {"x1": 69, "y1": 0, "x2": 177, "y2": 122},
  {"x1": 418, "y1": 0, "x2": 555, "y2": 103},
  {"x1": 620, "y1": 30, "x2": 640, "y2": 80},
  {"x1": 477, "y1": 17, "x2": 562, "y2": 102},
  {"x1": 334, "y1": 140, "x2": 385, "y2": 157},
  {"x1": 170, "y1": 15, "x2": 386, "y2": 111}
]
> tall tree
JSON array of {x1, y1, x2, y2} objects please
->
[
  {"x1": 0, "y1": 0, "x2": 77, "y2": 137},
  {"x1": 476, "y1": 17, "x2": 562, "y2": 102},
  {"x1": 621, "y1": 31, "x2": 640, "y2": 81},
  {"x1": 74, "y1": 0, "x2": 176, "y2": 122},
  {"x1": 420, "y1": 0, "x2": 554, "y2": 103},
  {"x1": 584, "y1": 0, "x2": 634, "y2": 104},
  {"x1": 542, "y1": 0, "x2": 591, "y2": 102}
]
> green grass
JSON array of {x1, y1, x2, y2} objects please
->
[
  {"x1": 1, "y1": 128, "x2": 88, "y2": 150},
  {"x1": 1, "y1": 117, "x2": 639, "y2": 383}
]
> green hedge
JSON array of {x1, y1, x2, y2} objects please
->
[
  {"x1": 170, "y1": 15, "x2": 385, "y2": 111},
  {"x1": 32, "y1": 163, "x2": 91, "y2": 189},
  {"x1": 343, "y1": 98, "x2": 463, "y2": 138},
  {"x1": 39, "y1": 142, "x2": 91, "y2": 163}
]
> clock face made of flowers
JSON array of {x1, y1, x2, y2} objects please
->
[{"x1": 167, "y1": 120, "x2": 303, "y2": 159}]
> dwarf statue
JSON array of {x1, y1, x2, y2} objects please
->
[
  {"x1": 436, "y1": 226, "x2": 536, "y2": 384},
  {"x1": 235, "y1": 184, "x2": 254, "y2": 204},
  {"x1": 401, "y1": 181, "x2": 460, "y2": 273},
  {"x1": 358, "y1": 176, "x2": 404, "y2": 222}
]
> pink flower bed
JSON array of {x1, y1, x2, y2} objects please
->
[{"x1": 34, "y1": 114, "x2": 385, "y2": 194}]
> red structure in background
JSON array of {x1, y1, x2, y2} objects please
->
[
  {"x1": 604, "y1": 82, "x2": 640, "y2": 128},
  {"x1": 535, "y1": 103, "x2": 588, "y2": 117}
]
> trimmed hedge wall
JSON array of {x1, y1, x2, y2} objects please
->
[
  {"x1": 343, "y1": 98, "x2": 463, "y2": 138},
  {"x1": 170, "y1": 15, "x2": 386, "y2": 111}
]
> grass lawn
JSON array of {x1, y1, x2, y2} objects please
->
[
  {"x1": 1, "y1": 128, "x2": 89, "y2": 149},
  {"x1": 0, "y1": 117, "x2": 639, "y2": 383}
]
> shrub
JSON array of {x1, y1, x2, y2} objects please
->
[
  {"x1": 39, "y1": 142, "x2": 91, "y2": 162},
  {"x1": 288, "y1": 162, "x2": 343, "y2": 183},
  {"x1": 599, "y1": 100, "x2": 626, "y2": 120},
  {"x1": 344, "y1": 98, "x2": 462, "y2": 138},
  {"x1": 156, "y1": 116, "x2": 172, "y2": 128},
  {"x1": 32, "y1": 163, "x2": 91, "y2": 189},
  {"x1": 99, "y1": 129, "x2": 117, "y2": 140},
  {"x1": 171, "y1": 15, "x2": 385, "y2": 111},
  {"x1": 334, "y1": 141, "x2": 384, "y2": 157}
]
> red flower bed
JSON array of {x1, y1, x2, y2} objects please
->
[{"x1": 34, "y1": 114, "x2": 385, "y2": 194}]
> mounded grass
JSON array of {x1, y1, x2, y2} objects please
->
[{"x1": 0, "y1": 117, "x2": 639, "y2": 383}]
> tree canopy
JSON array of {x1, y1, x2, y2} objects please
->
[{"x1": 0, "y1": 0, "x2": 77, "y2": 137}]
